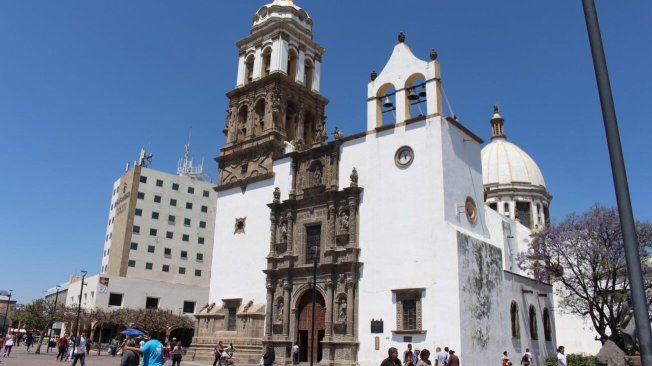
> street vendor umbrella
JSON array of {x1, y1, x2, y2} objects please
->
[{"x1": 120, "y1": 329, "x2": 145, "y2": 336}]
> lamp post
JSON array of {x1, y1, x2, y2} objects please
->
[
  {"x1": 309, "y1": 246, "x2": 318, "y2": 366},
  {"x1": 50, "y1": 285, "x2": 61, "y2": 336},
  {"x1": 74, "y1": 271, "x2": 87, "y2": 337},
  {"x1": 1, "y1": 290, "x2": 13, "y2": 337}
]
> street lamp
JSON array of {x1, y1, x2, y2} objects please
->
[
  {"x1": 309, "y1": 246, "x2": 319, "y2": 366},
  {"x1": 74, "y1": 271, "x2": 87, "y2": 337},
  {"x1": 1, "y1": 290, "x2": 13, "y2": 337},
  {"x1": 50, "y1": 285, "x2": 61, "y2": 336}
]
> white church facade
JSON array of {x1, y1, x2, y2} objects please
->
[{"x1": 192, "y1": 1, "x2": 569, "y2": 365}]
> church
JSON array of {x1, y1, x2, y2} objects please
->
[{"x1": 191, "y1": 1, "x2": 560, "y2": 365}]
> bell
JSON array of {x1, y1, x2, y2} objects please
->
[
  {"x1": 382, "y1": 96, "x2": 394, "y2": 109},
  {"x1": 407, "y1": 88, "x2": 420, "y2": 101},
  {"x1": 419, "y1": 85, "x2": 427, "y2": 98}
]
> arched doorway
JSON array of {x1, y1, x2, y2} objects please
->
[{"x1": 297, "y1": 290, "x2": 325, "y2": 363}]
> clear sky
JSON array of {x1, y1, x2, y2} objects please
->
[{"x1": 1, "y1": 1, "x2": 650, "y2": 304}]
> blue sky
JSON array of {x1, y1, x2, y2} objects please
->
[{"x1": 1, "y1": 1, "x2": 650, "y2": 303}]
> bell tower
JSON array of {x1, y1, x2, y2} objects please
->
[{"x1": 217, "y1": 0, "x2": 329, "y2": 191}]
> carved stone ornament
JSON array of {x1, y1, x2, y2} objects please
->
[
  {"x1": 339, "y1": 210, "x2": 350, "y2": 232},
  {"x1": 370, "y1": 69, "x2": 378, "y2": 81},
  {"x1": 398, "y1": 31, "x2": 406, "y2": 43},
  {"x1": 275, "y1": 298, "x2": 284, "y2": 323},
  {"x1": 333, "y1": 127, "x2": 344, "y2": 140},
  {"x1": 273, "y1": 187, "x2": 281, "y2": 203},
  {"x1": 234, "y1": 217, "x2": 247, "y2": 234},
  {"x1": 280, "y1": 220, "x2": 288, "y2": 241},
  {"x1": 430, "y1": 48, "x2": 438, "y2": 61},
  {"x1": 350, "y1": 167, "x2": 358, "y2": 187},
  {"x1": 338, "y1": 297, "x2": 347, "y2": 323}
]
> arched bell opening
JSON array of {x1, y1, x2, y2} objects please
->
[
  {"x1": 285, "y1": 102, "x2": 297, "y2": 142},
  {"x1": 244, "y1": 55, "x2": 255, "y2": 85},
  {"x1": 404, "y1": 73, "x2": 427, "y2": 120},
  {"x1": 287, "y1": 48, "x2": 298, "y2": 82},
  {"x1": 261, "y1": 47, "x2": 272, "y2": 78},
  {"x1": 254, "y1": 99, "x2": 266, "y2": 136},
  {"x1": 303, "y1": 110, "x2": 316, "y2": 146},
  {"x1": 304, "y1": 58, "x2": 314, "y2": 90},
  {"x1": 236, "y1": 106, "x2": 249, "y2": 142},
  {"x1": 376, "y1": 83, "x2": 396, "y2": 127}
]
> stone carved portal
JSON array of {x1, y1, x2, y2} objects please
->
[{"x1": 297, "y1": 291, "x2": 325, "y2": 363}]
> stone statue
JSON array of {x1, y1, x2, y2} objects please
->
[
  {"x1": 338, "y1": 298, "x2": 347, "y2": 322},
  {"x1": 275, "y1": 300, "x2": 284, "y2": 323},
  {"x1": 313, "y1": 166, "x2": 323, "y2": 185},
  {"x1": 280, "y1": 221, "x2": 288, "y2": 241},
  {"x1": 350, "y1": 167, "x2": 358, "y2": 187},
  {"x1": 273, "y1": 187, "x2": 281, "y2": 203},
  {"x1": 340, "y1": 211, "x2": 350, "y2": 232}
]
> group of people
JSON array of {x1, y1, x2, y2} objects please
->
[
  {"x1": 381, "y1": 344, "x2": 459, "y2": 366},
  {"x1": 502, "y1": 345, "x2": 567, "y2": 366},
  {"x1": 212, "y1": 340, "x2": 236, "y2": 366},
  {"x1": 53, "y1": 332, "x2": 89, "y2": 365},
  {"x1": 121, "y1": 336, "x2": 186, "y2": 366}
]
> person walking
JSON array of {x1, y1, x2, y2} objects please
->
[
  {"x1": 556, "y1": 346, "x2": 567, "y2": 366},
  {"x1": 171, "y1": 341, "x2": 184, "y2": 366},
  {"x1": 56, "y1": 333, "x2": 68, "y2": 361},
  {"x1": 434, "y1": 347, "x2": 447, "y2": 366},
  {"x1": 25, "y1": 333, "x2": 34, "y2": 352},
  {"x1": 111, "y1": 336, "x2": 120, "y2": 357},
  {"x1": 263, "y1": 346, "x2": 275, "y2": 366},
  {"x1": 403, "y1": 344, "x2": 414, "y2": 364},
  {"x1": 2, "y1": 333, "x2": 14, "y2": 357},
  {"x1": 71, "y1": 332, "x2": 87, "y2": 366},
  {"x1": 67, "y1": 336, "x2": 75, "y2": 361},
  {"x1": 381, "y1": 347, "x2": 402, "y2": 366},
  {"x1": 502, "y1": 351, "x2": 512, "y2": 366},
  {"x1": 447, "y1": 350, "x2": 459, "y2": 366},
  {"x1": 521, "y1": 348, "x2": 532, "y2": 366},
  {"x1": 213, "y1": 341, "x2": 224, "y2": 366},
  {"x1": 120, "y1": 339, "x2": 140, "y2": 366},
  {"x1": 292, "y1": 343, "x2": 299, "y2": 365}
]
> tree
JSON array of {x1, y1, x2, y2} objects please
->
[
  {"x1": 519, "y1": 205, "x2": 652, "y2": 352},
  {"x1": 10, "y1": 300, "x2": 79, "y2": 354}
]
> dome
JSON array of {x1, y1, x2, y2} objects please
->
[
  {"x1": 253, "y1": 0, "x2": 312, "y2": 32},
  {"x1": 481, "y1": 138, "x2": 546, "y2": 188}
]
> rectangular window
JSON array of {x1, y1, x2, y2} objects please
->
[
  {"x1": 145, "y1": 297, "x2": 159, "y2": 309},
  {"x1": 168, "y1": 215, "x2": 175, "y2": 225},
  {"x1": 201, "y1": 205, "x2": 208, "y2": 213},
  {"x1": 187, "y1": 187, "x2": 194, "y2": 194},
  {"x1": 199, "y1": 221, "x2": 207, "y2": 229},
  {"x1": 306, "y1": 225, "x2": 321, "y2": 264},
  {"x1": 186, "y1": 202, "x2": 193, "y2": 210},
  {"x1": 183, "y1": 301, "x2": 195, "y2": 314},
  {"x1": 149, "y1": 228, "x2": 157, "y2": 236},
  {"x1": 128, "y1": 260, "x2": 136, "y2": 267},
  {"x1": 198, "y1": 237, "x2": 205, "y2": 245},
  {"x1": 392, "y1": 288, "x2": 425, "y2": 332},
  {"x1": 162, "y1": 264, "x2": 170, "y2": 272},
  {"x1": 170, "y1": 199, "x2": 177, "y2": 207},
  {"x1": 172, "y1": 183, "x2": 179, "y2": 191},
  {"x1": 203, "y1": 190, "x2": 210, "y2": 198},
  {"x1": 195, "y1": 269, "x2": 202, "y2": 277},
  {"x1": 182, "y1": 234, "x2": 189, "y2": 242},
  {"x1": 148, "y1": 245, "x2": 155, "y2": 253},
  {"x1": 154, "y1": 195, "x2": 161, "y2": 203},
  {"x1": 164, "y1": 248, "x2": 172, "y2": 257},
  {"x1": 130, "y1": 242, "x2": 138, "y2": 250},
  {"x1": 166, "y1": 231, "x2": 173, "y2": 239},
  {"x1": 133, "y1": 226, "x2": 140, "y2": 234},
  {"x1": 196, "y1": 253, "x2": 204, "y2": 261},
  {"x1": 178, "y1": 267, "x2": 186, "y2": 275},
  {"x1": 227, "y1": 307, "x2": 237, "y2": 331},
  {"x1": 137, "y1": 192, "x2": 145, "y2": 199},
  {"x1": 180, "y1": 251, "x2": 188, "y2": 259},
  {"x1": 402, "y1": 300, "x2": 417, "y2": 330},
  {"x1": 108, "y1": 293, "x2": 123, "y2": 307},
  {"x1": 152, "y1": 212, "x2": 159, "y2": 220},
  {"x1": 135, "y1": 208, "x2": 142, "y2": 216},
  {"x1": 140, "y1": 176, "x2": 147, "y2": 183},
  {"x1": 145, "y1": 262, "x2": 153, "y2": 270},
  {"x1": 184, "y1": 218, "x2": 191, "y2": 227},
  {"x1": 156, "y1": 179, "x2": 163, "y2": 187}
]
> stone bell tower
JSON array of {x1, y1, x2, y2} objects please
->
[{"x1": 218, "y1": 0, "x2": 329, "y2": 192}]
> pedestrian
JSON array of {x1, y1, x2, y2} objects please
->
[
  {"x1": 292, "y1": 343, "x2": 299, "y2": 365},
  {"x1": 381, "y1": 347, "x2": 402, "y2": 366},
  {"x1": 67, "y1": 336, "x2": 75, "y2": 361},
  {"x1": 556, "y1": 346, "x2": 567, "y2": 366},
  {"x1": 163, "y1": 339, "x2": 171, "y2": 365},
  {"x1": 223, "y1": 343, "x2": 235, "y2": 366},
  {"x1": 417, "y1": 349, "x2": 431, "y2": 366},
  {"x1": 403, "y1": 344, "x2": 414, "y2": 363},
  {"x1": 171, "y1": 341, "x2": 183, "y2": 366},
  {"x1": 263, "y1": 346, "x2": 275, "y2": 366},
  {"x1": 213, "y1": 341, "x2": 224, "y2": 366},
  {"x1": 521, "y1": 348, "x2": 532, "y2": 366},
  {"x1": 48, "y1": 335, "x2": 57, "y2": 353},
  {"x1": 71, "y1": 332, "x2": 87, "y2": 366},
  {"x1": 404, "y1": 352, "x2": 415, "y2": 366},
  {"x1": 434, "y1": 347, "x2": 447, "y2": 366},
  {"x1": 502, "y1": 351, "x2": 512, "y2": 366},
  {"x1": 111, "y1": 336, "x2": 120, "y2": 357},
  {"x1": 414, "y1": 349, "x2": 421, "y2": 364},
  {"x1": 447, "y1": 350, "x2": 459, "y2": 366},
  {"x1": 2, "y1": 333, "x2": 14, "y2": 357},
  {"x1": 56, "y1": 333, "x2": 68, "y2": 361},
  {"x1": 120, "y1": 339, "x2": 140, "y2": 366},
  {"x1": 124, "y1": 335, "x2": 164, "y2": 366},
  {"x1": 25, "y1": 333, "x2": 34, "y2": 352}
]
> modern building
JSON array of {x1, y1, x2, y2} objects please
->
[
  {"x1": 44, "y1": 283, "x2": 68, "y2": 336},
  {"x1": 0, "y1": 291, "x2": 17, "y2": 336},
  {"x1": 191, "y1": 1, "x2": 571, "y2": 365}
]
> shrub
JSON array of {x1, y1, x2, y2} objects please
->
[{"x1": 545, "y1": 354, "x2": 595, "y2": 366}]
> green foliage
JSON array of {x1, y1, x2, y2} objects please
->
[{"x1": 545, "y1": 354, "x2": 596, "y2": 366}]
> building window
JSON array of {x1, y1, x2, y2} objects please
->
[
  {"x1": 164, "y1": 248, "x2": 172, "y2": 257},
  {"x1": 510, "y1": 301, "x2": 520, "y2": 339},
  {"x1": 149, "y1": 228, "x2": 157, "y2": 236},
  {"x1": 516, "y1": 202, "x2": 532, "y2": 229},
  {"x1": 128, "y1": 260, "x2": 136, "y2": 267},
  {"x1": 543, "y1": 308, "x2": 552, "y2": 341},
  {"x1": 187, "y1": 187, "x2": 194, "y2": 194},
  {"x1": 166, "y1": 231, "x2": 173, "y2": 239},
  {"x1": 135, "y1": 208, "x2": 142, "y2": 216},
  {"x1": 503, "y1": 202, "x2": 510, "y2": 216},
  {"x1": 137, "y1": 192, "x2": 145, "y2": 199},
  {"x1": 196, "y1": 253, "x2": 203, "y2": 261},
  {"x1": 179, "y1": 267, "x2": 186, "y2": 275},
  {"x1": 140, "y1": 176, "x2": 147, "y2": 183},
  {"x1": 305, "y1": 225, "x2": 321, "y2": 264},
  {"x1": 489, "y1": 202, "x2": 497, "y2": 211},
  {"x1": 162, "y1": 264, "x2": 170, "y2": 272},
  {"x1": 145, "y1": 262, "x2": 153, "y2": 270},
  {"x1": 186, "y1": 202, "x2": 193, "y2": 210},
  {"x1": 199, "y1": 221, "x2": 207, "y2": 229},
  {"x1": 184, "y1": 218, "x2": 191, "y2": 227},
  {"x1": 203, "y1": 190, "x2": 210, "y2": 197},
  {"x1": 154, "y1": 195, "x2": 161, "y2": 203},
  {"x1": 130, "y1": 242, "x2": 138, "y2": 250},
  {"x1": 195, "y1": 269, "x2": 202, "y2": 277},
  {"x1": 198, "y1": 237, "x2": 205, "y2": 245},
  {"x1": 168, "y1": 215, "x2": 175, "y2": 225},
  {"x1": 392, "y1": 288, "x2": 424, "y2": 332},
  {"x1": 172, "y1": 183, "x2": 179, "y2": 191},
  {"x1": 529, "y1": 305, "x2": 538, "y2": 340},
  {"x1": 108, "y1": 293, "x2": 123, "y2": 307},
  {"x1": 170, "y1": 199, "x2": 177, "y2": 206},
  {"x1": 148, "y1": 245, "x2": 155, "y2": 253},
  {"x1": 201, "y1": 205, "x2": 208, "y2": 213},
  {"x1": 145, "y1": 297, "x2": 159, "y2": 309},
  {"x1": 183, "y1": 301, "x2": 195, "y2": 314},
  {"x1": 180, "y1": 251, "x2": 188, "y2": 259},
  {"x1": 156, "y1": 179, "x2": 163, "y2": 187},
  {"x1": 182, "y1": 234, "x2": 189, "y2": 242},
  {"x1": 227, "y1": 304, "x2": 238, "y2": 331},
  {"x1": 152, "y1": 212, "x2": 159, "y2": 220},
  {"x1": 133, "y1": 226, "x2": 140, "y2": 234}
]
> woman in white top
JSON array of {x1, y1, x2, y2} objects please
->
[
  {"x1": 557, "y1": 346, "x2": 567, "y2": 366},
  {"x1": 2, "y1": 333, "x2": 14, "y2": 357}
]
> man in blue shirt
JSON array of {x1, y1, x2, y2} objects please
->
[{"x1": 124, "y1": 336, "x2": 163, "y2": 366}]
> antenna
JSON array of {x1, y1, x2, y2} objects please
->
[
  {"x1": 137, "y1": 148, "x2": 153, "y2": 168},
  {"x1": 177, "y1": 140, "x2": 206, "y2": 181}
]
